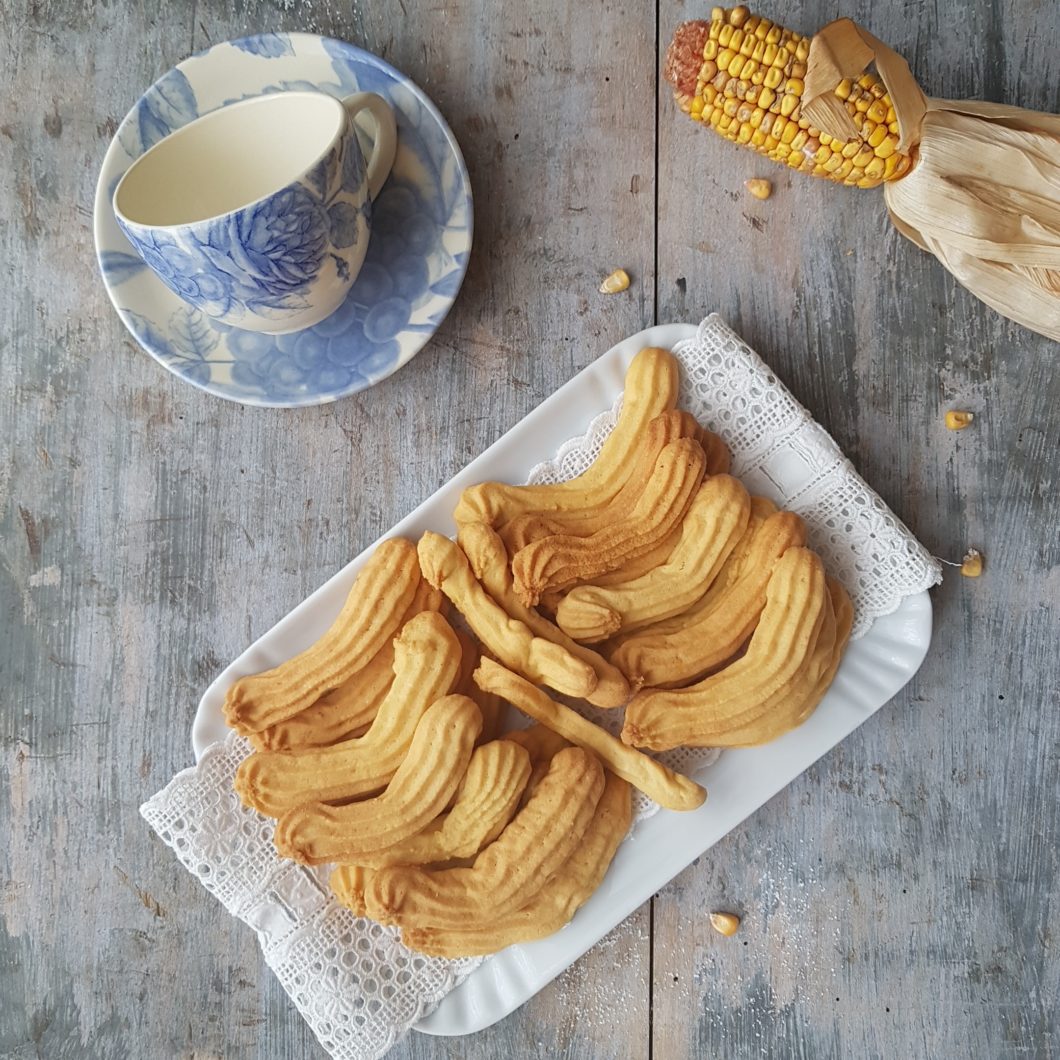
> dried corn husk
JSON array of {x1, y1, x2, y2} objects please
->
[{"x1": 805, "y1": 18, "x2": 1060, "y2": 342}]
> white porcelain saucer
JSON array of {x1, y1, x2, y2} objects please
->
[{"x1": 94, "y1": 34, "x2": 473, "y2": 407}]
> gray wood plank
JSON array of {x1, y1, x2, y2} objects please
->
[
  {"x1": 0, "y1": 0, "x2": 656, "y2": 1057},
  {"x1": 653, "y1": 1, "x2": 1060, "y2": 1058}
]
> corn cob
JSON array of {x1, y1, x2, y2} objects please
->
[{"x1": 664, "y1": 6, "x2": 914, "y2": 189}]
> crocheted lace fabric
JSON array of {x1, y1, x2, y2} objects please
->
[{"x1": 141, "y1": 314, "x2": 941, "y2": 1060}]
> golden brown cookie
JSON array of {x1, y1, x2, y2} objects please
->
[
  {"x1": 458, "y1": 521, "x2": 632, "y2": 707},
  {"x1": 364, "y1": 746, "x2": 605, "y2": 928},
  {"x1": 475, "y1": 659, "x2": 706, "y2": 811},
  {"x1": 497, "y1": 410, "x2": 708, "y2": 553},
  {"x1": 711, "y1": 577, "x2": 853, "y2": 745},
  {"x1": 223, "y1": 538, "x2": 422, "y2": 734},
  {"x1": 555, "y1": 474, "x2": 751, "y2": 642},
  {"x1": 233, "y1": 611, "x2": 462, "y2": 816},
  {"x1": 511, "y1": 437, "x2": 706, "y2": 606},
  {"x1": 274, "y1": 694, "x2": 482, "y2": 865},
  {"x1": 503, "y1": 723, "x2": 572, "y2": 800},
  {"x1": 454, "y1": 629, "x2": 506, "y2": 743},
  {"x1": 249, "y1": 578, "x2": 444, "y2": 752},
  {"x1": 417, "y1": 532, "x2": 598, "y2": 700},
  {"x1": 330, "y1": 738, "x2": 531, "y2": 876},
  {"x1": 609, "y1": 510, "x2": 807, "y2": 688},
  {"x1": 453, "y1": 347, "x2": 680, "y2": 528},
  {"x1": 621, "y1": 547, "x2": 828, "y2": 750},
  {"x1": 402, "y1": 769, "x2": 632, "y2": 957}
]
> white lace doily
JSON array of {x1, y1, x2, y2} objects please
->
[
  {"x1": 527, "y1": 314, "x2": 941, "y2": 638},
  {"x1": 141, "y1": 731, "x2": 482, "y2": 1060},
  {"x1": 142, "y1": 314, "x2": 941, "y2": 1060}
]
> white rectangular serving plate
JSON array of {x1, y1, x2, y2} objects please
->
[{"x1": 193, "y1": 323, "x2": 932, "y2": 1038}]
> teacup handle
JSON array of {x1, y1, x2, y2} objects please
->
[{"x1": 342, "y1": 92, "x2": 397, "y2": 201}]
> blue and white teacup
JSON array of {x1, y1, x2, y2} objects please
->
[{"x1": 113, "y1": 91, "x2": 397, "y2": 334}]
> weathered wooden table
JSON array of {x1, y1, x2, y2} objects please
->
[{"x1": 3, "y1": 0, "x2": 1058, "y2": 1056}]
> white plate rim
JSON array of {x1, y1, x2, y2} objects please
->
[{"x1": 190, "y1": 322, "x2": 933, "y2": 1035}]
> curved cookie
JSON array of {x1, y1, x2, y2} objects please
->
[
  {"x1": 713, "y1": 577, "x2": 853, "y2": 746},
  {"x1": 610, "y1": 510, "x2": 806, "y2": 688},
  {"x1": 512, "y1": 437, "x2": 706, "y2": 606},
  {"x1": 458, "y1": 522, "x2": 632, "y2": 707},
  {"x1": 622, "y1": 547, "x2": 828, "y2": 751},
  {"x1": 364, "y1": 746, "x2": 605, "y2": 928},
  {"x1": 417, "y1": 532, "x2": 598, "y2": 700},
  {"x1": 476, "y1": 659, "x2": 705, "y2": 812},
  {"x1": 250, "y1": 579, "x2": 444, "y2": 752},
  {"x1": 556, "y1": 474, "x2": 751, "y2": 642},
  {"x1": 274, "y1": 694, "x2": 482, "y2": 865},
  {"x1": 498, "y1": 411, "x2": 712, "y2": 553},
  {"x1": 233, "y1": 611, "x2": 462, "y2": 816},
  {"x1": 402, "y1": 769, "x2": 632, "y2": 957},
  {"x1": 331, "y1": 738, "x2": 532, "y2": 874},
  {"x1": 453, "y1": 347, "x2": 680, "y2": 528},
  {"x1": 223, "y1": 538, "x2": 421, "y2": 734}
]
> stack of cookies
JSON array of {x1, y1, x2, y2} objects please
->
[{"x1": 221, "y1": 347, "x2": 851, "y2": 958}]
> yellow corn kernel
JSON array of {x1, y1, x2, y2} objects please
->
[
  {"x1": 866, "y1": 99, "x2": 890, "y2": 124},
  {"x1": 960, "y1": 549, "x2": 984, "y2": 578},
  {"x1": 750, "y1": 127, "x2": 768, "y2": 147},
  {"x1": 852, "y1": 146, "x2": 875, "y2": 167},
  {"x1": 737, "y1": 123, "x2": 753, "y2": 143},
  {"x1": 729, "y1": 54, "x2": 747, "y2": 77},
  {"x1": 758, "y1": 86, "x2": 776, "y2": 109},
  {"x1": 745, "y1": 177, "x2": 772, "y2": 199},
  {"x1": 835, "y1": 78, "x2": 854, "y2": 101},
  {"x1": 765, "y1": 24, "x2": 781, "y2": 44},
  {"x1": 704, "y1": 39, "x2": 719, "y2": 60},
  {"x1": 710, "y1": 912, "x2": 742, "y2": 936},
  {"x1": 779, "y1": 93, "x2": 799, "y2": 118},
  {"x1": 867, "y1": 123, "x2": 888, "y2": 149},
  {"x1": 780, "y1": 121, "x2": 797, "y2": 145},
  {"x1": 876, "y1": 134, "x2": 899, "y2": 158},
  {"x1": 719, "y1": 22, "x2": 735, "y2": 46},
  {"x1": 785, "y1": 77, "x2": 804, "y2": 96},
  {"x1": 599, "y1": 268, "x2": 630, "y2": 294},
  {"x1": 730, "y1": 5, "x2": 750, "y2": 26},
  {"x1": 717, "y1": 47, "x2": 736, "y2": 72},
  {"x1": 945, "y1": 410, "x2": 974, "y2": 430},
  {"x1": 730, "y1": 28, "x2": 745, "y2": 51},
  {"x1": 864, "y1": 156, "x2": 886, "y2": 181}
]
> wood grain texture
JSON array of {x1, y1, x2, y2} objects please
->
[{"x1": 0, "y1": 0, "x2": 1057, "y2": 1057}]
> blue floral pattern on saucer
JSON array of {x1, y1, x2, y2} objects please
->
[{"x1": 95, "y1": 33, "x2": 473, "y2": 407}]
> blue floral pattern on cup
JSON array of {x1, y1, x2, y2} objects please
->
[{"x1": 95, "y1": 33, "x2": 473, "y2": 407}]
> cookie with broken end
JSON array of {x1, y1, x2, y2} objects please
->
[
  {"x1": 453, "y1": 347, "x2": 680, "y2": 528},
  {"x1": 458, "y1": 521, "x2": 632, "y2": 707},
  {"x1": 250, "y1": 578, "x2": 444, "y2": 752},
  {"x1": 511, "y1": 437, "x2": 707, "y2": 606},
  {"x1": 364, "y1": 746, "x2": 605, "y2": 928},
  {"x1": 475, "y1": 658, "x2": 705, "y2": 812},
  {"x1": 274, "y1": 694, "x2": 482, "y2": 865},
  {"x1": 233, "y1": 610, "x2": 462, "y2": 816},
  {"x1": 556, "y1": 474, "x2": 751, "y2": 642},
  {"x1": 223, "y1": 537, "x2": 422, "y2": 734},
  {"x1": 402, "y1": 769, "x2": 632, "y2": 957},
  {"x1": 610, "y1": 510, "x2": 806, "y2": 688},
  {"x1": 622, "y1": 547, "x2": 829, "y2": 751},
  {"x1": 417, "y1": 532, "x2": 598, "y2": 700}
]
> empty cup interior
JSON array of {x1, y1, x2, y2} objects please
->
[{"x1": 114, "y1": 92, "x2": 346, "y2": 227}]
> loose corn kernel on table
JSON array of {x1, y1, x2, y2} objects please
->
[{"x1": 2, "y1": 1, "x2": 1057, "y2": 1058}]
